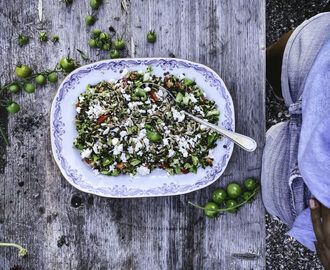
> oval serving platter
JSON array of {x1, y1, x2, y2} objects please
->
[{"x1": 50, "y1": 58, "x2": 235, "y2": 198}]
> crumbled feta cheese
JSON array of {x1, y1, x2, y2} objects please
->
[
  {"x1": 134, "y1": 141, "x2": 143, "y2": 152},
  {"x1": 137, "y1": 129, "x2": 147, "y2": 140},
  {"x1": 143, "y1": 72, "x2": 151, "y2": 82},
  {"x1": 109, "y1": 164, "x2": 115, "y2": 172},
  {"x1": 93, "y1": 140, "x2": 102, "y2": 154},
  {"x1": 179, "y1": 148, "x2": 189, "y2": 158},
  {"x1": 76, "y1": 107, "x2": 81, "y2": 113},
  {"x1": 128, "y1": 146, "x2": 134, "y2": 154},
  {"x1": 128, "y1": 102, "x2": 135, "y2": 110},
  {"x1": 144, "y1": 86, "x2": 151, "y2": 92},
  {"x1": 120, "y1": 152, "x2": 127, "y2": 162},
  {"x1": 178, "y1": 73, "x2": 185, "y2": 80},
  {"x1": 165, "y1": 129, "x2": 170, "y2": 135},
  {"x1": 113, "y1": 144, "x2": 123, "y2": 155},
  {"x1": 86, "y1": 100, "x2": 107, "y2": 120},
  {"x1": 79, "y1": 96, "x2": 85, "y2": 103},
  {"x1": 103, "y1": 127, "x2": 110, "y2": 135},
  {"x1": 112, "y1": 127, "x2": 119, "y2": 133},
  {"x1": 190, "y1": 94, "x2": 198, "y2": 103},
  {"x1": 194, "y1": 105, "x2": 205, "y2": 116},
  {"x1": 143, "y1": 137, "x2": 150, "y2": 150},
  {"x1": 120, "y1": 88, "x2": 126, "y2": 93},
  {"x1": 137, "y1": 150, "x2": 143, "y2": 156},
  {"x1": 137, "y1": 166, "x2": 150, "y2": 176},
  {"x1": 81, "y1": 148, "x2": 92, "y2": 159},
  {"x1": 163, "y1": 138, "x2": 169, "y2": 146},
  {"x1": 171, "y1": 107, "x2": 185, "y2": 122},
  {"x1": 123, "y1": 94, "x2": 131, "y2": 101},
  {"x1": 120, "y1": 130, "x2": 128, "y2": 138},
  {"x1": 168, "y1": 149, "x2": 175, "y2": 158},
  {"x1": 112, "y1": 138, "x2": 119, "y2": 145}
]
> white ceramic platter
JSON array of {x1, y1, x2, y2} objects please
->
[{"x1": 50, "y1": 58, "x2": 235, "y2": 198}]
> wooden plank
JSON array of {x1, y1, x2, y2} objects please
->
[{"x1": 0, "y1": 0, "x2": 265, "y2": 269}]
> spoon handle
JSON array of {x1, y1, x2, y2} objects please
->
[{"x1": 183, "y1": 111, "x2": 257, "y2": 152}]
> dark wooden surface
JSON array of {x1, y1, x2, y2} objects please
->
[{"x1": 0, "y1": 0, "x2": 265, "y2": 269}]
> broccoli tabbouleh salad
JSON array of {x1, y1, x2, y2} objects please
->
[{"x1": 73, "y1": 67, "x2": 221, "y2": 177}]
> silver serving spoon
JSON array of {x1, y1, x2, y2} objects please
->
[{"x1": 145, "y1": 83, "x2": 257, "y2": 152}]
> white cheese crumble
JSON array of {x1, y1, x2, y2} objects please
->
[
  {"x1": 123, "y1": 94, "x2": 131, "y2": 101},
  {"x1": 113, "y1": 144, "x2": 123, "y2": 155},
  {"x1": 168, "y1": 149, "x2": 175, "y2": 158},
  {"x1": 86, "y1": 100, "x2": 107, "y2": 120},
  {"x1": 171, "y1": 107, "x2": 185, "y2": 122},
  {"x1": 76, "y1": 107, "x2": 81, "y2": 113},
  {"x1": 81, "y1": 148, "x2": 92, "y2": 159},
  {"x1": 109, "y1": 164, "x2": 115, "y2": 172},
  {"x1": 112, "y1": 138, "x2": 119, "y2": 145},
  {"x1": 92, "y1": 141, "x2": 102, "y2": 154},
  {"x1": 103, "y1": 127, "x2": 110, "y2": 135},
  {"x1": 128, "y1": 146, "x2": 134, "y2": 154},
  {"x1": 120, "y1": 152, "x2": 127, "y2": 162},
  {"x1": 119, "y1": 130, "x2": 128, "y2": 138},
  {"x1": 144, "y1": 86, "x2": 151, "y2": 92},
  {"x1": 190, "y1": 94, "x2": 198, "y2": 103},
  {"x1": 143, "y1": 137, "x2": 150, "y2": 150},
  {"x1": 137, "y1": 166, "x2": 150, "y2": 176}
]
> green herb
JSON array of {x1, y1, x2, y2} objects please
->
[
  {"x1": 77, "y1": 49, "x2": 89, "y2": 60},
  {"x1": 0, "y1": 243, "x2": 28, "y2": 257}
]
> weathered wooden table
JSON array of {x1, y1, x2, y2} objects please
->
[{"x1": 0, "y1": 0, "x2": 265, "y2": 269}]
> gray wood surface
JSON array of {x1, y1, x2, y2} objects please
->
[{"x1": 0, "y1": 0, "x2": 265, "y2": 269}]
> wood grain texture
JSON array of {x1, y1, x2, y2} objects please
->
[{"x1": 0, "y1": 0, "x2": 265, "y2": 269}]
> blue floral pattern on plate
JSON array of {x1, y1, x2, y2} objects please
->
[{"x1": 50, "y1": 58, "x2": 235, "y2": 197}]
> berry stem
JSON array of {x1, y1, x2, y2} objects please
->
[
  {"x1": 0, "y1": 242, "x2": 28, "y2": 257},
  {"x1": 188, "y1": 186, "x2": 260, "y2": 213}
]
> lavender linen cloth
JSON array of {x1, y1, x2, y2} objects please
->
[{"x1": 287, "y1": 39, "x2": 330, "y2": 250}]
